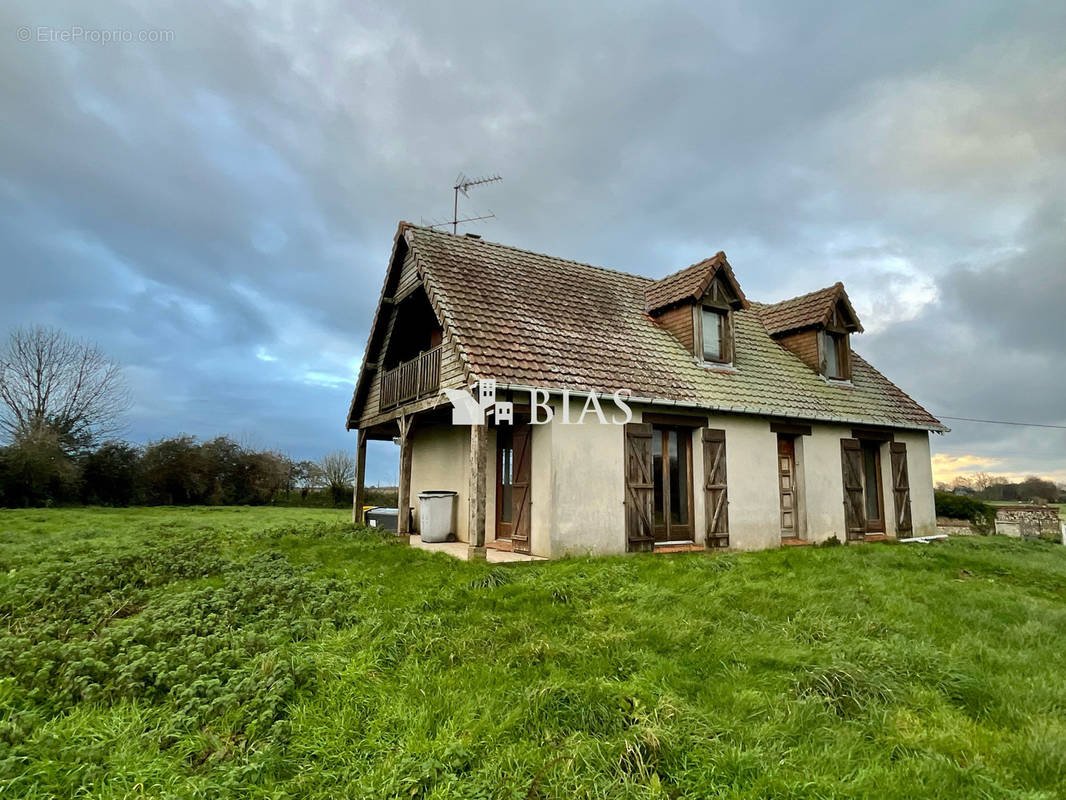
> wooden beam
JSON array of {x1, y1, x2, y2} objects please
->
[
  {"x1": 852, "y1": 427, "x2": 894, "y2": 442},
  {"x1": 643, "y1": 411, "x2": 707, "y2": 428},
  {"x1": 396, "y1": 414, "x2": 414, "y2": 535},
  {"x1": 770, "y1": 421, "x2": 813, "y2": 436},
  {"x1": 352, "y1": 428, "x2": 367, "y2": 525},
  {"x1": 467, "y1": 423, "x2": 488, "y2": 560}
]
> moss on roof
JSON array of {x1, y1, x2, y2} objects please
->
[{"x1": 405, "y1": 226, "x2": 944, "y2": 431}]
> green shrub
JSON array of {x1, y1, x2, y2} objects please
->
[{"x1": 935, "y1": 491, "x2": 995, "y2": 531}]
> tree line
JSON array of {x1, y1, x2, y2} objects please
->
[
  {"x1": 0, "y1": 432, "x2": 359, "y2": 507},
  {"x1": 0, "y1": 326, "x2": 364, "y2": 508},
  {"x1": 936, "y1": 472, "x2": 1065, "y2": 504}
]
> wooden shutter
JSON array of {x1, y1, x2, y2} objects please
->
[
  {"x1": 511, "y1": 423, "x2": 532, "y2": 554},
  {"x1": 890, "y1": 442, "x2": 912, "y2": 537},
  {"x1": 840, "y1": 438, "x2": 866, "y2": 541},
  {"x1": 624, "y1": 423, "x2": 655, "y2": 552},
  {"x1": 703, "y1": 428, "x2": 729, "y2": 548}
]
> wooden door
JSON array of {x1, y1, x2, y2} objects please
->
[
  {"x1": 651, "y1": 426, "x2": 694, "y2": 542},
  {"x1": 778, "y1": 436, "x2": 797, "y2": 538},
  {"x1": 624, "y1": 423, "x2": 655, "y2": 552},
  {"x1": 890, "y1": 442, "x2": 913, "y2": 537},
  {"x1": 861, "y1": 441, "x2": 885, "y2": 533},
  {"x1": 511, "y1": 423, "x2": 532, "y2": 554},
  {"x1": 840, "y1": 438, "x2": 866, "y2": 541},
  {"x1": 703, "y1": 428, "x2": 729, "y2": 548}
]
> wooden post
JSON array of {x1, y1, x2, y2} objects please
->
[
  {"x1": 351, "y1": 428, "x2": 367, "y2": 525},
  {"x1": 396, "y1": 415, "x2": 414, "y2": 535},
  {"x1": 467, "y1": 422, "x2": 487, "y2": 560}
]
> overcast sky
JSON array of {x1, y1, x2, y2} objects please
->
[{"x1": 3, "y1": 1, "x2": 1064, "y2": 485}]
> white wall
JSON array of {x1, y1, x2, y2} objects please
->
[
  {"x1": 797, "y1": 423, "x2": 936, "y2": 542},
  {"x1": 547, "y1": 397, "x2": 627, "y2": 557},
  {"x1": 896, "y1": 430, "x2": 936, "y2": 537},
  {"x1": 409, "y1": 425, "x2": 470, "y2": 541},
  {"x1": 703, "y1": 413, "x2": 781, "y2": 551},
  {"x1": 530, "y1": 417, "x2": 553, "y2": 557},
  {"x1": 801, "y1": 423, "x2": 852, "y2": 543},
  {"x1": 407, "y1": 404, "x2": 938, "y2": 555}
]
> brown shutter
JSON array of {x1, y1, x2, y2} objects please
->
[
  {"x1": 511, "y1": 423, "x2": 532, "y2": 554},
  {"x1": 703, "y1": 428, "x2": 729, "y2": 548},
  {"x1": 890, "y1": 442, "x2": 912, "y2": 537},
  {"x1": 624, "y1": 423, "x2": 655, "y2": 552},
  {"x1": 840, "y1": 438, "x2": 866, "y2": 541}
]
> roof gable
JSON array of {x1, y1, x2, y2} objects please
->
[
  {"x1": 759, "y1": 282, "x2": 864, "y2": 337},
  {"x1": 644, "y1": 253, "x2": 748, "y2": 314}
]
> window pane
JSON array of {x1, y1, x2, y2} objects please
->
[
  {"x1": 702, "y1": 308, "x2": 722, "y2": 361},
  {"x1": 499, "y1": 427, "x2": 513, "y2": 523},
  {"x1": 824, "y1": 332, "x2": 841, "y2": 377},
  {"x1": 673, "y1": 432, "x2": 689, "y2": 525},
  {"x1": 652, "y1": 431, "x2": 664, "y2": 525},
  {"x1": 669, "y1": 431, "x2": 682, "y2": 524},
  {"x1": 863, "y1": 444, "x2": 881, "y2": 520}
]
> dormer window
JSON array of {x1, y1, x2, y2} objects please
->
[
  {"x1": 644, "y1": 252, "x2": 747, "y2": 366},
  {"x1": 821, "y1": 330, "x2": 850, "y2": 380},
  {"x1": 701, "y1": 306, "x2": 731, "y2": 364}
]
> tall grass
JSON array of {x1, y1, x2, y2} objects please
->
[{"x1": 1, "y1": 507, "x2": 1064, "y2": 798}]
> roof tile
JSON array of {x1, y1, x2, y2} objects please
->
[{"x1": 402, "y1": 227, "x2": 943, "y2": 431}]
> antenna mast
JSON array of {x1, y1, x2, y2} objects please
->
[{"x1": 451, "y1": 172, "x2": 502, "y2": 233}]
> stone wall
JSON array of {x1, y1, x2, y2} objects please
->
[{"x1": 994, "y1": 505, "x2": 1062, "y2": 540}]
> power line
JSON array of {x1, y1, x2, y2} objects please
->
[{"x1": 937, "y1": 415, "x2": 1066, "y2": 431}]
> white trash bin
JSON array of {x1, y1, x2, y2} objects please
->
[{"x1": 419, "y1": 491, "x2": 457, "y2": 542}]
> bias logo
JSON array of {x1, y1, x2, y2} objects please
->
[{"x1": 441, "y1": 380, "x2": 633, "y2": 426}]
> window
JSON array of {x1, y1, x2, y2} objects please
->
[
  {"x1": 651, "y1": 425, "x2": 693, "y2": 540},
  {"x1": 701, "y1": 307, "x2": 729, "y2": 364},
  {"x1": 497, "y1": 425, "x2": 513, "y2": 524},
  {"x1": 822, "y1": 330, "x2": 848, "y2": 380},
  {"x1": 861, "y1": 440, "x2": 884, "y2": 532}
]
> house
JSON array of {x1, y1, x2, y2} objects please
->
[{"x1": 346, "y1": 222, "x2": 946, "y2": 558}]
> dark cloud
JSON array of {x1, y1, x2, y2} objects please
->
[{"x1": 2, "y1": 1, "x2": 1064, "y2": 482}]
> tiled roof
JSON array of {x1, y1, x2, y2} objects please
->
[
  {"x1": 759, "y1": 282, "x2": 864, "y2": 336},
  {"x1": 400, "y1": 226, "x2": 944, "y2": 431},
  {"x1": 644, "y1": 253, "x2": 747, "y2": 313}
]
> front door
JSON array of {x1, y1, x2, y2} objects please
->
[
  {"x1": 495, "y1": 421, "x2": 532, "y2": 553},
  {"x1": 652, "y1": 426, "x2": 694, "y2": 542},
  {"x1": 861, "y1": 440, "x2": 885, "y2": 533},
  {"x1": 778, "y1": 436, "x2": 798, "y2": 538}
]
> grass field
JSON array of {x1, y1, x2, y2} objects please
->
[{"x1": 2, "y1": 507, "x2": 1065, "y2": 799}]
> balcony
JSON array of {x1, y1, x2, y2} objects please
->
[{"x1": 380, "y1": 346, "x2": 442, "y2": 411}]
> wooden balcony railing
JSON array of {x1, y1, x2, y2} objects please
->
[{"x1": 380, "y1": 346, "x2": 442, "y2": 411}]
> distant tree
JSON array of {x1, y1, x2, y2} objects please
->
[
  {"x1": 1017, "y1": 476, "x2": 1058, "y2": 504},
  {"x1": 0, "y1": 326, "x2": 129, "y2": 452},
  {"x1": 80, "y1": 441, "x2": 140, "y2": 506},
  {"x1": 318, "y1": 450, "x2": 355, "y2": 505},
  {"x1": 0, "y1": 427, "x2": 81, "y2": 506},
  {"x1": 202, "y1": 436, "x2": 245, "y2": 504},
  {"x1": 139, "y1": 435, "x2": 209, "y2": 505},
  {"x1": 289, "y1": 459, "x2": 325, "y2": 498},
  {"x1": 239, "y1": 450, "x2": 289, "y2": 504}
]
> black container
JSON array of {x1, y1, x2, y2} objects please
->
[{"x1": 363, "y1": 507, "x2": 398, "y2": 532}]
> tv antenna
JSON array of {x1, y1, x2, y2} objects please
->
[{"x1": 441, "y1": 172, "x2": 502, "y2": 233}]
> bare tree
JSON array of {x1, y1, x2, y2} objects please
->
[
  {"x1": 318, "y1": 450, "x2": 355, "y2": 504},
  {"x1": 971, "y1": 472, "x2": 995, "y2": 493},
  {"x1": 0, "y1": 326, "x2": 129, "y2": 452}
]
